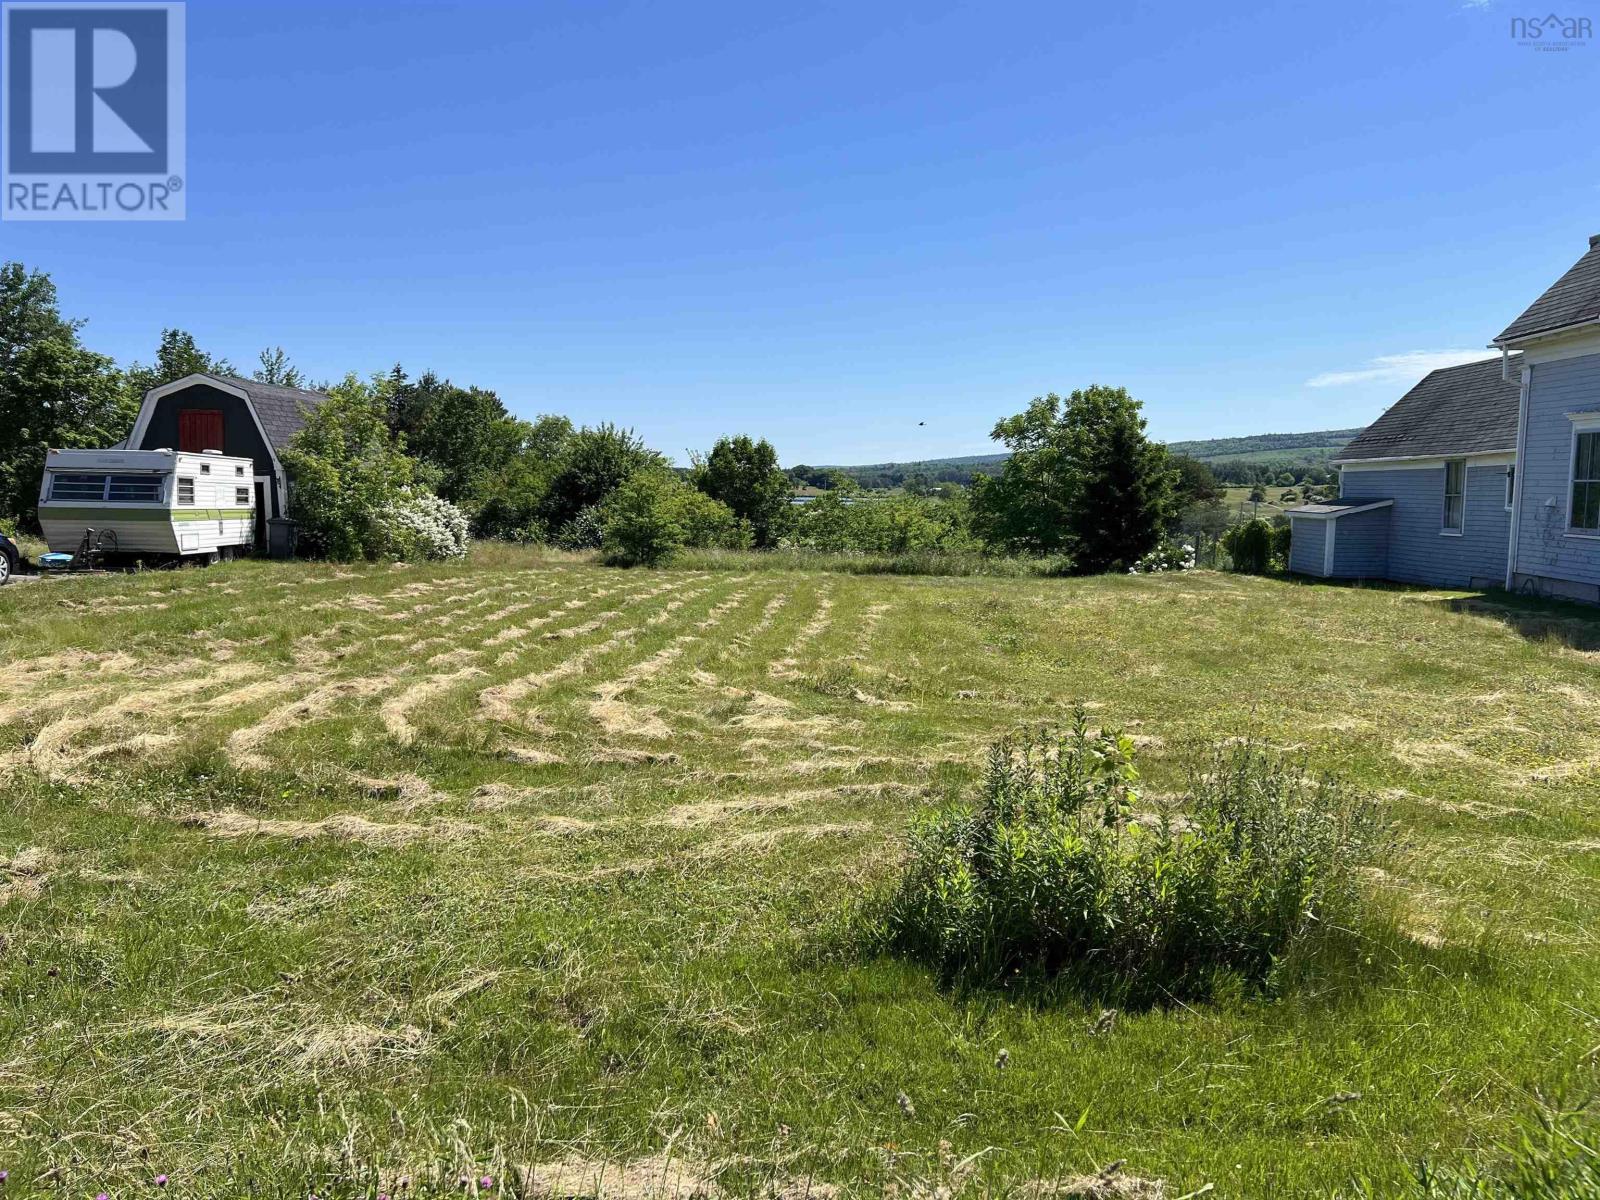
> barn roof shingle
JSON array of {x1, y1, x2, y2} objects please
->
[
  {"x1": 1496, "y1": 235, "x2": 1600, "y2": 344},
  {"x1": 193, "y1": 374, "x2": 329, "y2": 450},
  {"x1": 1335, "y1": 357, "x2": 1521, "y2": 463}
]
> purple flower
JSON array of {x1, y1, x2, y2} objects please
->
[
  {"x1": 0, "y1": 1170, "x2": 9, "y2": 1183},
  {"x1": 480, "y1": 1177, "x2": 494, "y2": 1191},
  {"x1": 155, "y1": 1177, "x2": 168, "y2": 1188},
  {"x1": 97, "y1": 1194, "x2": 109, "y2": 1200}
]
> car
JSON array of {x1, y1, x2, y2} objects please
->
[{"x1": 0, "y1": 531, "x2": 20, "y2": 585}]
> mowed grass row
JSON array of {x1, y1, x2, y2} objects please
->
[{"x1": 0, "y1": 549, "x2": 1596, "y2": 1197}]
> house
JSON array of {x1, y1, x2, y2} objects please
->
[
  {"x1": 1288, "y1": 234, "x2": 1600, "y2": 601},
  {"x1": 124, "y1": 373, "x2": 328, "y2": 544}
]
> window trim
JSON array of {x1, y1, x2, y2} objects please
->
[
  {"x1": 1441, "y1": 458, "x2": 1466, "y2": 536},
  {"x1": 1567, "y1": 426, "x2": 1600, "y2": 534}
]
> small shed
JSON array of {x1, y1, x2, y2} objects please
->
[{"x1": 1286, "y1": 499, "x2": 1394, "y2": 579}]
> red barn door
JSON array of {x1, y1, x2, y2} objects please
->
[{"x1": 178, "y1": 409, "x2": 224, "y2": 453}]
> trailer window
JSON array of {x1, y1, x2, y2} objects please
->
[
  {"x1": 235, "y1": 487, "x2": 250, "y2": 505},
  {"x1": 50, "y1": 473, "x2": 163, "y2": 503},
  {"x1": 235, "y1": 465, "x2": 245, "y2": 477},
  {"x1": 108, "y1": 477, "x2": 163, "y2": 502},
  {"x1": 177, "y1": 477, "x2": 195, "y2": 506}
]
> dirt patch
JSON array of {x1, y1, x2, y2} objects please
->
[
  {"x1": 179, "y1": 809, "x2": 475, "y2": 847},
  {"x1": 519, "y1": 1156, "x2": 718, "y2": 1200}
]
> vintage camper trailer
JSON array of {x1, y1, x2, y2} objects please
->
[{"x1": 38, "y1": 448, "x2": 257, "y2": 562}]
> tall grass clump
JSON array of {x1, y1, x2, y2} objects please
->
[
  {"x1": 1376, "y1": 1101, "x2": 1600, "y2": 1199},
  {"x1": 885, "y1": 710, "x2": 1391, "y2": 1003}
]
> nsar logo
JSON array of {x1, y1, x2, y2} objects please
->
[
  {"x1": 1510, "y1": 12, "x2": 1592, "y2": 49},
  {"x1": 2, "y1": 2, "x2": 185, "y2": 221}
]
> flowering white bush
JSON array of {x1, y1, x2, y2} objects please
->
[
  {"x1": 375, "y1": 489, "x2": 469, "y2": 561},
  {"x1": 1128, "y1": 540, "x2": 1195, "y2": 574}
]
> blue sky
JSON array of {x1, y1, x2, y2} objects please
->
[{"x1": 5, "y1": 0, "x2": 1597, "y2": 464}]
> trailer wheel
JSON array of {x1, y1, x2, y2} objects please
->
[{"x1": 0, "y1": 551, "x2": 11, "y2": 586}]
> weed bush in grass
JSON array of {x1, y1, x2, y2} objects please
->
[
  {"x1": 1375, "y1": 1102, "x2": 1600, "y2": 1200},
  {"x1": 885, "y1": 711, "x2": 1392, "y2": 1003}
]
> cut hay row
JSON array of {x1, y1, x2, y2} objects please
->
[
  {"x1": 586, "y1": 585, "x2": 758, "y2": 739},
  {"x1": 476, "y1": 577, "x2": 713, "y2": 727},
  {"x1": 769, "y1": 584, "x2": 835, "y2": 679}
]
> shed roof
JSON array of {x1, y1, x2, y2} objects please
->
[
  {"x1": 1335, "y1": 357, "x2": 1520, "y2": 462},
  {"x1": 1497, "y1": 235, "x2": 1600, "y2": 345},
  {"x1": 1285, "y1": 499, "x2": 1394, "y2": 518}
]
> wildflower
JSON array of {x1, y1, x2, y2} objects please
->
[
  {"x1": 995, "y1": 1048, "x2": 1009, "y2": 1070},
  {"x1": 397, "y1": 1178, "x2": 411, "y2": 1191},
  {"x1": 155, "y1": 1176, "x2": 168, "y2": 1188},
  {"x1": 480, "y1": 1176, "x2": 494, "y2": 1191},
  {"x1": 896, "y1": 1090, "x2": 915, "y2": 1117},
  {"x1": 459, "y1": 1176, "x2": 471, "y2": 1190},
  {"x1": 0, "y1": 1171, "x2": 8, "y2": 1183},
  {"x1": 97, "y1": 1194, "x2": 109, "y2": 1200}
]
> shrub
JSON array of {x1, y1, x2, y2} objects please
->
[
  {"x1": 1223, "y1": 517, "x2": 1274, "y2": 573},
  {"x1": 373, "y1": 488, "x2": 469, "y2": 561},
  {"x1": 1128, "y1": 538, "x2": 1195, "y2": 574},
  {"x1": 551, "y1": 505, "x2": 604, "y2": 551},
  {"x1": 1271, "y1": 519, "x2": 1292, "y2": 568},
  {"x1": 599, "y1": 470, "x2": 748, "y2": 566},
  {"x1": 884, "y1": 712, "x2": 1389, "y2": 1003}
]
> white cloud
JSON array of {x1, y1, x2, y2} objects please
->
[{"x1": 1305, "y1": 349, "x2": 1501, "y2": 388}]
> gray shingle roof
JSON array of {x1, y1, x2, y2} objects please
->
[
  {"x1": 1285, "y1": 499, "x2": 1393, "y2": 516},
  {"x1": 199, "y1": 374, "x2": 329, "y2": 450},
  {"x1": 1496, "y1": 236, "x2": 1600, "y2": 344},
  {"x1": 1335, "y1": 357, "x2": 1521, "y2": 462}
]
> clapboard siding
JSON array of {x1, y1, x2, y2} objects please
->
[
  {"x1": 1513, "y1": 353, "x2": 1600, "y2": 592},
  {"x1": 1288, "y1": 517, "x2": 1327, "y2": 575},
  {"x1": 1329, "y1": 507, "x2": 1390, "y2": 577},
  {"x1": 1340, "y1": 465, "x2": 1509, "y2": 587}
]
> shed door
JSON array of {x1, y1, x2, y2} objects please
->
[{"x1": 178, "y1": 409, "x2": 224, "y2": 453}]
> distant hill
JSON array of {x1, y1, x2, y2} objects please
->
[
  {"x1": 803, "y1": 430, "x2": 1364, "y2": 490},
  {"x1": 1166, "y1": 428, "x2": 1363, "y2": 463}
]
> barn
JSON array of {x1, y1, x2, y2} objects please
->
[{"x1": 124, "y1": 373, "x2": 329, "y2": 545}]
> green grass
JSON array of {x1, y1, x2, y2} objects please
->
[{"x1": 0, "y1": 548, "x2": 1596, "y2": 1197}]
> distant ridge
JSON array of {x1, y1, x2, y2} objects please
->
[{"x1": 806, "y1": 429, "x2": 1365, "y2": 486}]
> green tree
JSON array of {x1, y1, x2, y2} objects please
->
[
  {"x1": 279, "y1": 374, "x2": 418, "y2": 561},
  {"x1": 1170, "y1": 454, "x2": 1223, "y2": 507},
  {"x1": 690, "y1": 434, "x2": 792, "y2": 548},
  {"x1": 539, "y1": 423, "x2": 665, "y2": 534},
  {"x1": 124, "y1": 328, "x2": 236, "y2": 399},
  {"x1": 0, "y1": 263, "x2": 134, "y2": 531},
  {"x1": 599, "y1": 469, "x2": 746, "y2": 566},
  {"x1": 972, "y1": 386, "x2": 1176, "y2": 572},
  {"x1": 254, "y1": 346, "x2": 304, "y2": 388}
]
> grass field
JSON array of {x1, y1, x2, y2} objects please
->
[{"x1": 0, "y1": 548, "x2": 1596, "y2": 1197}]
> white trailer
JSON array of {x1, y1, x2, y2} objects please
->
[{"x1": 38, "y1": 448, "x2": 258, "y2": 562}]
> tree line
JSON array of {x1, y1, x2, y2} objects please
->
[{"x1": 1, "y1": 259, "x2": 1256, "y2": 572}]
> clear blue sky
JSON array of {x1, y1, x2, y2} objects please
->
[{"x1": 6, "y1": 0, "x2": 1597, "y2": 464}]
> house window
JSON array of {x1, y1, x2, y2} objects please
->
[
  {"x1": 1504, "y1": 466, "x2": 1515, "y2": 512},
  {"x1": 177, "y1": 477, "x2": 195, "y2": 506},
  {"x1": 235, "y1": 487, "x2": 250, "y2": 505},
  {"x1": 1572, "y1": 431, "x2": 1600, "y2": 531},
  {"x1": 1442, "y1": 459, "x2": 1465, "y2": 532}
]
